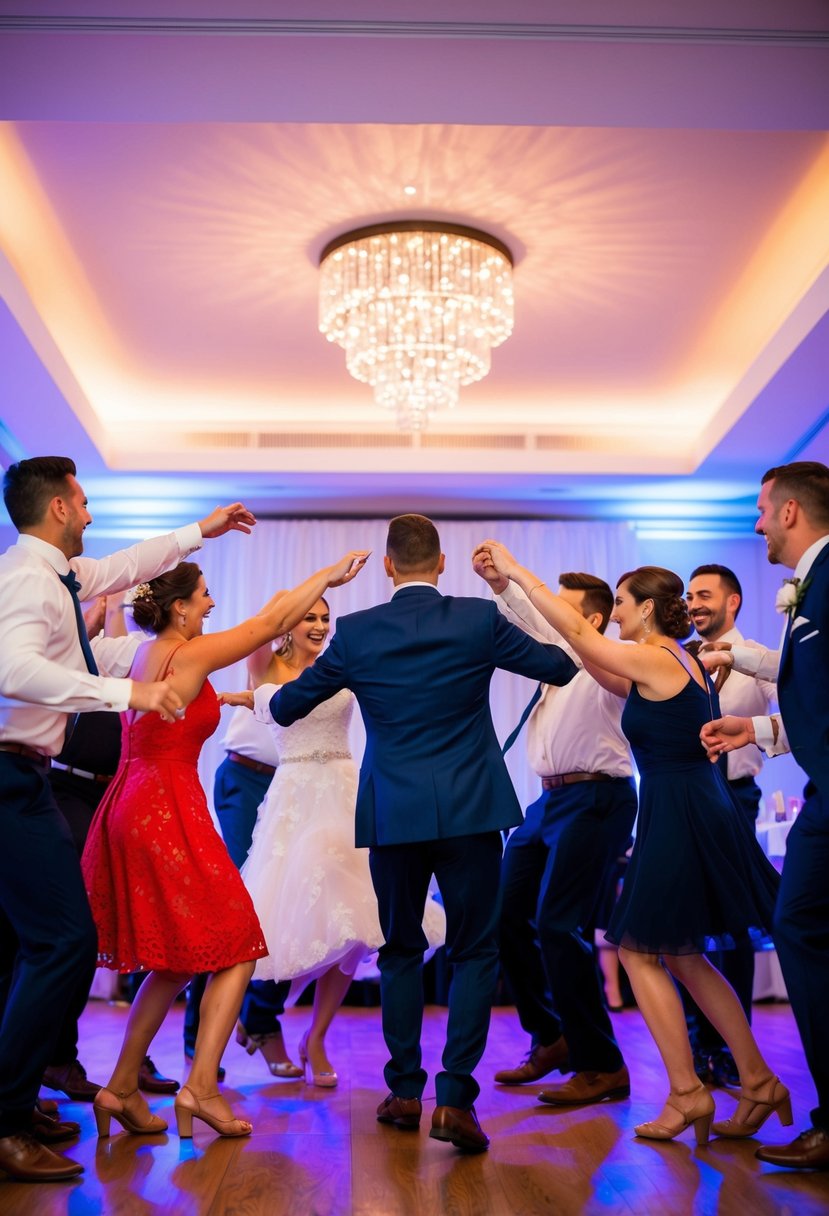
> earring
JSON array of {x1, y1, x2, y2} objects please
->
[{"x1": 639, "y1": 614, "x2": 652, "y2": 642}]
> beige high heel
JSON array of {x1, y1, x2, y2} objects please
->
[
  {"x1": 635, "y1": 1083, "x2": 716, "y2": 1146},
  {"x1": 298, "y1": 1032, "x2": 338, "y2": 1089},
  {"x1": 236, "y1": 1021, "x2": 303, "y2": 1078},
  {"x1": 711, "y1": 1074, "x2": 793, "y2": 1139},
  {"x1": 174, "y1": 1085, "x2": 252, "y2": 1138},
  {"x1": 93, "y1": 1086, "x2": 168, "y2": 1137},
  {"x1": 171, "y1": 1084, "x2": 250, "y2": 1138}
]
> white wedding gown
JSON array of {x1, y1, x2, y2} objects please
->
[{"x1": 241, "y1": 686, "x2": 445, "y2": 987}]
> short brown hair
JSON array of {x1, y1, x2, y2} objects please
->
[
  {"x1": 616, "y1": 566, "x2": 692, "y2": 640},
  {"x1": 386, "y1": 514, "x2": 441, "y2": 573},
  {"x1": 559, "y1": 572, "x2": 613, "y2": 633},
  {"x1": 761, "y1": 461, "x2": 829, "y2": 529},
  {"x1": 689, "y1": 563, "x2": 743, "y2": 618},
  {"x1": 3, "y1": 456, "x2": 76, "y2": 530}
]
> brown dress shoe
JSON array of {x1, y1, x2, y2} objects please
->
[
  {"x1": 0, "y1": 1132, "x2": 83, "y2": 1181},
  {"x1": 138, "y1": 1055, "x2": 180, "y2": 1094},
  {"x1": 376, "y1": 1093, "x2": 422, "y2": 1129},
  {"x1": 538, "y1": 1066, "x2": 630, "y2": 1106},
  {"x1": 494, "y1": 1037, "x2": 571, "y2": 1085},
  {"x1": 429, "y1": 1105, "x2": 490, "y2": 1153},
  {"x1": 31, "y1": 1106, "x2": 81, "y2": 1144},
  {"x1": 42, "y1": 1060, "x2": 101, "y2": 1102},
  {"x1": 755, "y1": 1127, "x2": 829, "y2": 1170}
]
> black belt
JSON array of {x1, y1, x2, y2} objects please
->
[
  {"x1": 51, "y1": 761, "x2": 114, "y2": 785},
  {"x1": 227, "y1": 751, "x2": 276, "y2": 777},
  {"x1": 729, "y1": 775, "x2": 759, "y2": 789},
  {"x1": 541, "y1": 772, "x2": 614, "y2": 790},
  {"x1": 0, "y1": 742, "x2": 50, "y2": 768}
]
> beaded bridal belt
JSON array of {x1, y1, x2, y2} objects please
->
[{"x1": 279, "y1": 750, "x2": 352, "y2": 765}]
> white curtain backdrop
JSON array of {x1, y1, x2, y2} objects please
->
[{"x1": 196, "y1": 518, "x2": 639, "y2": 815}]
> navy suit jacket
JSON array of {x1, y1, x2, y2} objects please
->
[
  {"x1": 271, "y1": 585, "x2": 578, "y2": 847},
  {"x1": 778, "y1": 539, "x2": 829, "y2": 796}
]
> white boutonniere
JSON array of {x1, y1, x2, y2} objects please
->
[{"x1": 775, "y1": 576, "x2": 811, "y2": 617}]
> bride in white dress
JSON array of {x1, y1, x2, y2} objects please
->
[{"x1": 226, "y1": 598, "x2": 444, "y2": 1088}]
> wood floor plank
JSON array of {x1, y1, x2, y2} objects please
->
[{"x1": 1, "y1": 999, "x2": 825, "y2": 1214}]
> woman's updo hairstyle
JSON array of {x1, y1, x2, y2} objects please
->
[
  {"x1": 616, "y1": 566, "x2": 693, "y2": 640},
  {"x1": 131, "y1": 562, "x2": 202, "y2": 635}
]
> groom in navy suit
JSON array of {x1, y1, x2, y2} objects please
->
[
  {"x1": 702, "y1": 461, "x2": 829, "y2": 1169},
  {"x1": 271, "y1": 514, "x2": 577, "y2": 1151}
]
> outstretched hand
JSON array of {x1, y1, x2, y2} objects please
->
[
  {"x1": 199, "y1": 503, "x2": 258, "y2": 538},
  {"x1": 327, "y1": 551, "x2": 371, "y2": 587},
  {"x1": 218, "y1": 690, "x2": 255, "y2": 711},
  {"x1": 83, "y1": 595, "x2": 107, "y2": 639},
  {"x1": 472, "y1": 540, "x2": 520, "y2": 581},
  {"x1": 700, "y1": 715, "x2": 754, "y2": 762}
]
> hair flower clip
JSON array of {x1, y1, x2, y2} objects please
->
[{"x1": 126, "y1": 582, "x2": 153, "y2": 604}]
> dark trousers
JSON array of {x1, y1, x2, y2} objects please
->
[
  {"x1": 369, "y1": 831, "x2": 503, "y2": 1109},
  {"x1": 47, "y1": 767, "x2": 108, "y2": 1064},
  {"x1": 682, "y1": 776, "x2": 761, "y2": 1055},
  {"x1": 0, "y1": 756, "x2": 98, "y2": 1135},
  {"x1": 773, "y1": 788, "x2": 829, "y2": 1130},
  {"x1": 184, "y1": 756, "x2": 288, "y2": 1048},
  {"x1": 500, "y1": 779, "x2": 637, "y2": 1073}
]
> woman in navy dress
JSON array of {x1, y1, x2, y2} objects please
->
[{"x1": 475, "y1": 544, "x2": 790, "y2": 1147}]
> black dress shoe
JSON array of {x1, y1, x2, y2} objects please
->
[
  {"x1": 756, "y1": 1127, "x2": 829, "y2": 1170},
  {"x1": 184, "y1": 1044, "x2": 225, "y2": 1083},
  {"x1": 139, "y1": 1055, "x2": 180, "y2": 1094},
  {"x1": 0, "y1": 1132, "x2": 83, "y2": 1181},
  {"x1": 31, "y1": 1105, "x2": 81, "y2": 1144},
  {"x1": 376, "y1": 1093, "x2": 422, "y2": 1129},
  {"x1": 494, "y1": 1036, "x2": 571, "y2": 1085},
  {"x1": 42, "y1": 1060, "x2": 101, "y2": 1102},
  {"x1": 430, "y1": 1105, "x2": 489, "y2": 1153}
]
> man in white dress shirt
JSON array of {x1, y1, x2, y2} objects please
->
[
  {"x1": 683, "y1": 563, "x2": 777, "y2": 1088},
  {"x1": 0, "y1": 455, "x2": 255, "y2": 1182},
  {"x1": 474, "y1": 563, "x2": 637, "y2": 1107}
]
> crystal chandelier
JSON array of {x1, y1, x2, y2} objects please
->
[{"x1": 318, "y1": 222, "x2": 514, "y2": 431}]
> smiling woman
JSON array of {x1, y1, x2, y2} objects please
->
[{"x1": 79, "y1": 549, "x2": 369, "y2": 1141}]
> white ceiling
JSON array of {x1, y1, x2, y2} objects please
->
[{"x1": 1, "y1": 1, "x2": 828, "y2": 532}]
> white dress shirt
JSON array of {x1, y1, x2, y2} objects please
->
[
  {"x1": 730, "y1": 532, "x2": 829, "y2": 757},
  {"x1": 707, "y1": 626, "x2": 777, "y2": 780},
  {"x1": 496, "y1": 583, "x2": 632, "y2": 779},
  {"x1": 0, "y1": 524, "x2": 202, "y2": 756}
]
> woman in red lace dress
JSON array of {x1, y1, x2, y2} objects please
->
[{"x1": 82, "y1": 551, "x2": 367, "y2": 1140}]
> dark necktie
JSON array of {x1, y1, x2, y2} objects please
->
[
  {"x1": 58, "y1": 570, "x2": 99, "y2": 676},
  {"x1": 502, "y1": 683, "x2": 543, "y2": 756}
]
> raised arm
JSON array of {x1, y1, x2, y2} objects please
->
[
  {"x1": 474, "y1": 540, "x2": 683, "y2": 699},
  {"x1": 168, "y1": 552, "x2": 369, "y2": 701}
]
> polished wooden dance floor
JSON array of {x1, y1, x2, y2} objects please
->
[{"x1": 5, "y1": 999, "x2": 829, "y2": 1214}]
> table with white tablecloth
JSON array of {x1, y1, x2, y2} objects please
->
[{"x1": 752, "y1": 818, "x2": 794, "y2": 1001}]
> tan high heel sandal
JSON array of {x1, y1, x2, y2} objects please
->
[
  {"x1": 711, "y1": 1074, "x2": 793, "y2": 1139},
  {"x1": 173, "y1": 1084, "x2": 252, "y2": 1138},
  {"x1": 93, "y1": 1086, "x2": 168, "y2": 1137},
  {"x1": 236, "y1": 1021, "x2": 303, "y2": 1078},
  {"x1": 635, "y1": 1083, "x2": 716, "y2": 1146},
  {"x1": 298, "y1": 1031, "x2": 338, "y2": 1089}
]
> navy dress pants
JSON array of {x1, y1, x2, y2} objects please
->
[
  {"x1": 369, "y1": 831, "x2": 503, "y2": 1110},
  {"x1": 773, "y1": 788, "x2": 829, "y2": 1129},
  {"x1": 500, "y1": 779, "x2": 637, "y2": 1074},
  {"x1": 0, "y1": 755, "x2": 97, "y2": 1135}
]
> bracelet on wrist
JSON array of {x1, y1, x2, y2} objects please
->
[{"x1": 528, "y1": 581, "x2": 547, "y2": 600}]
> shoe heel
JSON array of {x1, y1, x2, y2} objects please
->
[
  {"x1": 777, "y1": 1093, "x2": 793, "y2": 1127},
  {"x1": 175, "y1": 1106, "x2": 194, "y2": 1138},
  {"x1": 693, "y1": 1112, "x2": 713, "y2": 1146},
  {"x1": 93, "y1": 1105, "x2": 112, "y2": 1138},
  {"x1": 236, "y1": 1027, "x2": 255, "y2": 1056}
]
